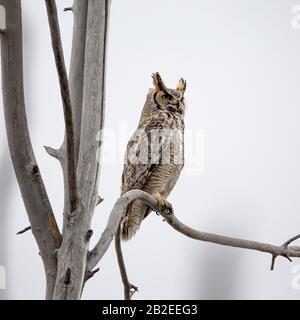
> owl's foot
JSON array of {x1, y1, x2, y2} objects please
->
[{"x1": 153, "y1": 192, "x2": 173, "y2": 215}]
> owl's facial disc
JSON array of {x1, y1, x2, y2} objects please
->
[{"x1": 153, "y1": 91, "x2": 179, "y2": 111}]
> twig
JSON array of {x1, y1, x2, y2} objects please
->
[
  {"x1": 44, "y1": 146, "x2": 59, "y2": 160},
  {"x1": 283, "y1": 234, "x2": 300, "y2": 247},
  {"x1": 270, "y1": 234, "x2": 300, "y2": 270},
  {"x1": 115, "y1": 224, "x2": 138, "y2": 300},
  {"x1": 88, "y1": 189, "x2": 300, "y2": 273},
  {"x1": 63, "y1": 7, "x2": 73, "y2": 12},
  {"x1": 96, "y1": 195, "x2": 104, "y2": 206},
  {"x1": 80, "y1": 267, "x2": 100, "y2": 297},
  {"x1": 45, "y1": 0, "x2": 77, "y2": 213},
  {"x1": 16, "y1": 226, "x2": 31, "y2": 235},
  {"x1": 84, "y1": 268, "x2": 100, "y2": 282}
]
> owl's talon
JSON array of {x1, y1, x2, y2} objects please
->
[
  {"x1": 167, "y1": 206, "x2": 174, "y2": 215},
  {"x1": 153, "y1": 192, "x2": 173, "y2": 215}
]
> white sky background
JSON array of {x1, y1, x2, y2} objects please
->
[{"x1": 1, "y1": 0, "x2": 300, "y2": 299}]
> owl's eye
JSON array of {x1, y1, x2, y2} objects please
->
[{"x1": 162, "y1": 93, "x2": 172, "y2": 100}]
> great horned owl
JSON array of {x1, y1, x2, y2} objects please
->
[{"x1": 121, "y1": 72, "x2": 186, "y2": 240}]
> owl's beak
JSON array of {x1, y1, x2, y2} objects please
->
[{"x1": 166, "y1": 104, "x2": 177, "y2": 112}]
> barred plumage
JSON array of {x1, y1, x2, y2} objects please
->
[{"x1": 121, "y1": 72, "x2": 186, "y2": 240}]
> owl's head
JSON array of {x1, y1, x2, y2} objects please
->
[{"x1": 150, "y1": 72, "x2": 186, "y2": 115}]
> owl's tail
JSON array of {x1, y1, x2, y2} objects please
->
[{"x1": 121, "y1": 199, "x2": 150, "y2": 241}]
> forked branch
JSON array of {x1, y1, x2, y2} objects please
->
[
  {"x1": 45, "y1": 0, "x2": 77, "y2": 212},
  {"x1": 162, "y1": 212, "x2": 300, "y2": 271},
  {"x1": 88, "y1": 190, "x2": 300, "y2": 280}
]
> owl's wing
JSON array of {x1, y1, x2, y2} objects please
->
[
  {"x1": 121, "y1": 120, "x2": 162, "y2": 194},
  {"x1": 121, "y1": 162, "x2": 155, "y2": 194}
]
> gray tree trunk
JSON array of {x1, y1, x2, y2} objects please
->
[
  {"x1": 0, "y1": 0, "x2": 61, "y2": 300},
  {"x1": 0, "y1": 0, "x2": 111, "y2": 300},
  {"x1": 52, "y1": 0, "x2": 111, "y2": 300}
]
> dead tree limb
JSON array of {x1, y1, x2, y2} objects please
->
[
  {"x1": 161, "y1": 209, "x2": 300, "y2": 271},
  {"x1": 88, "y1": 189, "x2": 300, "y2": 293},
  {"x1": 0, "y1": 0, "x2": 61, "y2": 300},
  {"x1": 16, "y1": 226, "x2": 31, "y2": 235},
  {"x1": 44, "y1": 0, "x2": 89, "y2": 238},
  {"x1": 44, "y1": 0, "x2": 88, "y2": 238},
  {"x1": 115, "y1": 225, "x2": 138, "y2": 300},
  {"x1": 76, "y1": 0, "x2": 111, "y2": 207},
  {"x1": 69, "y1": 0, "x2": 88, "y2": 166},
  {"x1": 45, "y1": 0, "x2": 77, "y2": 213},
  {"x1": 52, "y1": 0, "x2": 111, "y2": 300}
]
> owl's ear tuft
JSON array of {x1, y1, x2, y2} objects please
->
[
  {"x1": 177, "y1": 78, "x2": 186, "y2": 91},
  {"x1": 177, "y1": 78, "x2": 187, "y2": 94},
  {"x1": 152, "y1": 72, "x2": 168, "y2": 91}
]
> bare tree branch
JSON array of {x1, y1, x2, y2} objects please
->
[
  {"x1": 69, "y1": 0, "x2": 88, "y2": 166},
  {"x1": 87, "y1": 190, "x2": 141, "y2": 271},
  {"x1": 76, "y1": 0, "x2": 111, "y2": 209},
  {"x1": 84, "y1": 267, "x2": 100, "y2": 282},
  {"x1": 45, "y1": 1, "x2": 89, "y2": 240},
  {"x1": 63, "y1": 7, "x2": 73, "y2": 12},
  {"x1": 88, "y1": 189, "x2": 300, "y2": 276},
  {"x1": 44, "y1": 146, "x2": 59, "y2": 160},
  {"x1": 53, "y1": 0, "x2": 111, "y2": 300},
  {"x1": 0, "y1": 0, "x2": 61, "y2": 299},
  {"x1": 16, "y1": 226, "x2": 31, "y2": 235},
  {"x1": 161, "y1": 209, "x2": 300, "y2": 271},
  {"x1": 45, "y1": 0, "x2": 77, "y2": 213},
  {"x1": 115, "y1": 225, "x2": 138, "y2": 300}
]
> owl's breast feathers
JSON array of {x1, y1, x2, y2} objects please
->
[{"x1": 122, "y1": 112, "x2": 184, "y2": 193}]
